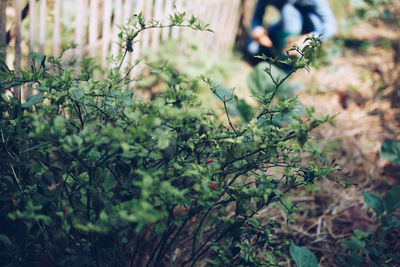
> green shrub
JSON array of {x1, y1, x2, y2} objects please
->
[
  {"x1": 338, "y1": 140, "x2": 400, "y2": 266},
  {"x1": 339, "y1": 186, "x2": 400, "y2": 266},
  {"x1": 0, "y1": 13, "x2": 333, "y2": 266}
]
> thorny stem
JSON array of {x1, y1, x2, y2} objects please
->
[
  {"x1": 62, "y1": 171, "x2": 78, "y2": 217},
  {"x1": 147, "y1": 212, "x2": 177, "y2": 267},
  {"x1": 7, "y1": 154, "x2": 50, "y2": 241},
  {"x1": 221, "y1": 148, "x2": 262, "y2": 171},
  {"x1": 223, "y1": 100, "x2": 239, "y2": 136},
  {"x1": 189, "y1": 199, "x2": 273, "y2": 266},
  {"x1": 149, "y1": 226, "x2": 176, "y2": 267},
  {"x1": 117, "y1": 49, "x2": 129, "y2": 70},
  {"x1": 191, "y1": 208, "x2": 211, "y2": 257},
  {"x1": 212, "y1": 90, "x2": 239, "y2": 136},
  {"x1": 250, "y1": 49, "x2": 307, "y2": 128},
  {"x1": 264, "y1": 65, "x2": 296, "y2": 106},
  {"x1": 155, "y1": 211, "x2": 196, "y2": 265},
  {"x1": 130, "y1": 233, "x2": 141, "y2": 266}
]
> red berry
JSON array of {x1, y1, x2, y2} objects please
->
[
  {"x1": 206, "y1": 158, "x2": 213, "y2": 164},
  {"x1": 209, "y1": 183, "x2": 217, "y2": 190},
  {"x1": 62, "y1": 206, "x2": 67, "y2": 214},
  {"x1": 12, "y1": 199, "x2": 16, "y2": 204}
]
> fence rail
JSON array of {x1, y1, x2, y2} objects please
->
[{"x1": 0, "y1": 0, "x2": 242, "y2": 72}]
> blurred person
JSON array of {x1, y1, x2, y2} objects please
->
[{"x1": 247, "y1": 0, "x2": 337, "y2": 60}]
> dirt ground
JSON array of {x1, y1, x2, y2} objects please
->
[{"x1": 227, "y1": 14, "x2": 400, "y2": 265}]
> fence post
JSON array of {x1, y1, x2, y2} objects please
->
[
  {"x1": 151, "y1": 0, "x2": 163, "y2": 50},
  {"x1": 27, "y1": 0, "x2": 37, "y2": 98},
  {"x1": 74, "y1": 0, "x2": 87, "y2": 71},
  {"x1": 102, "y1": 0, "x2": 112, "y2": 69},
  {"x1": 0, "y1": 0, "x2": 6, "y2": 61},
  {"x1": 120, "y1": 0, "x2": 133, "y2": 71},
  {"x1": 162, "y1": 0, "x2": 173, "y2": 42},
  {"x1": 110, "y1": 0, "x2": 123, "y2": 64},
  {"x1": 192, "y1": 0, "x2": 205, "y2": 41},
  {"x1": 89, "y1": 0, "x2": 99, "y2": 58},
  {"x1": 14, "y1": 0, "x2": 22, "y2": 69},
  {"x1": 39, "y1": 0, "x2": 46, "y2": 54},
  {"x1": 219, "y1": 0, "x2": 236, "y2": 52},
  {"x1": 53, "y1": 0, "x2": 61, "y2": 57},
  {"x1": 14, "y1": 0, "x2": 22, "y2": 99},
  {"x1": 130, "y1": 0, "x2": 145, "y2": 79},
  {"x1": 123, "y1": 0, "x2": 132, "y2": 24},
  {"x1": 208, "y1": 0, "x2": 222, "y2": 49},
  {"x1": 141, "y1": 0, "x2": 152, "y2": 51},
  {"x1": 29, "y1": 0, "x2": 35, "y2": 53},
  {"x1": 226, "y1": 0, "x2": 241, "y2": 52},
  {"x1": 171, "y1": 0, "x2": 184, "y2": 40}
]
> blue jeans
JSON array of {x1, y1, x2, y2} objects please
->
[{"x1": 247, "y1": 3, "x2": 325, "y2": 57}]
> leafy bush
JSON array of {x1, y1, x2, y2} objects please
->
[
  {"x1": 0, "y1": 13, "x2": 333, "y2": 266},
  {"x1": 339, "y1": 186, "x2": 400, "y2": 266},
  {"x1": 337, "y1": 140, "x2": 400, "y2": 266}
]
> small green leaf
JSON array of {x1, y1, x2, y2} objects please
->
[
  {"x1": 69, "y1": 87, "x2": 84, "y2": 101},
  {"x1": 35, "y1": 85, "x2": 50, "y2": 92},
  {"x1": 0, "y1": 81, "x2": 25, "y2": 89},
  {"x1": 0, "y1": 234, "x2": 13, "y2": 247},
  {"x1": 248, "y1": 217, "x2": 260, "y2": 227},
  {"x1": 341, "y1": 236, "x2": 366, "y2": 251},
  {"x1": 233, "y1": 95, "x2": 239, "y2": 104},
  {"x1": 247, "y1": 62, "x2": 274, "y2": 97},
  {"x1": 236, "y1": 99, "x2": 253, "y2": 122},
  {"x1": 383, "y1": 186, "x2": 400, "y2": 214},
  {"x1": 22, "y1": 141, "x2": 52, "y2": 153},
  {"x1": 363, "y1": 191, "x2": 385, "y2": 216},
  {"x1": 380, "y1": 139, "x2": 400, "y2": 164},
  {"x1": 353, "y1": 229, "x2": 370, "y2": 239},
  {"x1": 289, "y1": 242, "x2": 318, "y2": 267},
  {"x1": 157, "y1": 137, "x2": 170, "y2": 150},
  {"x1": 21, "y1": 93, "x2": 43, "y2": 108},
  {"x1": 28, "y1": 52, "x2": 46, "y2": 66},
  {"x1": 104, "y1": 176, "x2": 117, "y2": 192},
  {"x1": 384, "y1": 216, "x2": 400, "y2": 231},
  {"x1": 296, "y1": 129, "x2": 308, "y2": 148}
]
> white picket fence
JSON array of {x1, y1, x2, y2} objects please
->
[{"x1": 0, "y1": 0, "x2": 242, "y2": 72}]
